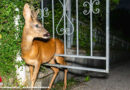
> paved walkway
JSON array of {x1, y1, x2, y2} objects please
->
[{"x1": 70, "y1": 61, "x2": 130, "y2": 90}]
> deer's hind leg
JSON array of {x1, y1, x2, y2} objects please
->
[
  {"x1": 48, "y1": 59, "x2": 59, "y2": 90},
  {"x1": 55, "y1": 56, "x2": 68, "y2": 90}
]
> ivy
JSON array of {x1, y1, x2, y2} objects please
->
[{"x1": 0, "y1": 0, "x2": 40, "y2": 86}]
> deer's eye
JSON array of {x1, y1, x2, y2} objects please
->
[{"x1": 35, "y1": 24, "x2": 39, "y2": 28}]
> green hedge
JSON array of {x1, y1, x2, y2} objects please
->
[{"x1": 0, "y1": 0, "x2": 40, "y2": 86}]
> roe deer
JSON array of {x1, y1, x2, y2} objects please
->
[{"x1": 21, "y1": 3, "x2": 68, "y2": 90}]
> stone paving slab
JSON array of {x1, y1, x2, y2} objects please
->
[{"x1": 70, "y1": 61, "x2": 130, "y2": 90}]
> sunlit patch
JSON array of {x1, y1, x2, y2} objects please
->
[{"x1": 0, "y1": 34, "x2": 2, "y2": 39}]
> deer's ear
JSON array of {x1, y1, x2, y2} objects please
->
[
  {"x1": 31, "y1": 9, "x2": 40, "y2": 19},
  {"x1": 36, "y1": 9, "x2": 40, "y2": 16},
  {"x1": 23, "y1": 3, "x2": 32, "y2": 22}
]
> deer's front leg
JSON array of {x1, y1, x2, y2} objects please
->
[
  {"x1": 31, "y1": 61, "x2": 41, "y2": 87},
  {"x1": 29, "y1": 65, "x2": 34, "y2": 81}
]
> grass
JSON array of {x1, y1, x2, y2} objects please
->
[{"x1": 51, "y1": 78, "x2": 79, "y2": 90}]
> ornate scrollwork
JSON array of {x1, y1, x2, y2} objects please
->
[
  {"x1": 42, "y1": 7, "x2": 49, "y2": 17},
  {"x1": 92, "y1": 0, "x2": 100, "y2": 14},
  {"x1": 83, "y1": 0, "x2": 100, "y2": 15},
  {"x1": 56, "y1": 0, "x2": 74, "y2": 36},
  {"x1": 83, "y1": 1, "x2": 90, "y2": 15}
]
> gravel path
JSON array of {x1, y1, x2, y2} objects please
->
[{"x1": 70, "y1": 61, "x2": 130, "y2": 90}]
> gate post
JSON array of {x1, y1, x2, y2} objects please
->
[{"x1": 66, "y1": 0, "x2": 72, "y2": 48}]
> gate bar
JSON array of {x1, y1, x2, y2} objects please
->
[
  {"x1": 44, "y1": 64, "x2": 106, "y2": 73},
  {"x1": 106, "y1": 0, "x2": 110, "y2": 73},
  {"x1": 52, "y1": 0, "x2": 55, "y2": 38},
  {"x1": 55, "y1": 54, "x2": 106, "y2": 60},
  {"x1": 90, "y1": 0, "x2": 93, "y2": 56},
  {"x1": 76, "y1": 0, "x2": 79, "y2": 55},
  {"x1": 63, "y1": 0, "x2": 67, "y2": 54},
  {"x1": 41, "y1": 0, "x2": 44, "y2": 25}
]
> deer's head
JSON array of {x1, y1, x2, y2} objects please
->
[{"x1": 23, "y1": 3, "x2": 50, "y2": 39}]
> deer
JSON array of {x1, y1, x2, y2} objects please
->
[{"x1": 21, "y1": 3, "x2": 68, "y2": 90}]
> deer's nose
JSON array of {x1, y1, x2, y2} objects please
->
[{"x1": 44, "y1": 32, "x2": 50, "y2": 37}]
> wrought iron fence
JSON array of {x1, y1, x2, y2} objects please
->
[{"x1": 41, "y1": 0, "x2": 110, "y2": 73}]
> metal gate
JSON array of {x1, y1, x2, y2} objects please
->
[{"x1": 41, "y1": 0, "x2": 110, "y2": 73}]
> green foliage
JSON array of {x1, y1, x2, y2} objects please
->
[
  {"x1": 0, "y1": 0, "x2": 40, "y2": 86},
  {"x1": 85, "y1": 75, "x2": 90, "y2": 82},
  {"x1": 43, "y1": 2, "x2": 64, "y2": 39},
  {"x1": 52, "y1": 78, "x2": 78, "y2": 90}
]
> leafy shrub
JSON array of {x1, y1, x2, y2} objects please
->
[{"x1": 0, "y1": 0, "x2": 40, "y2": 86}]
